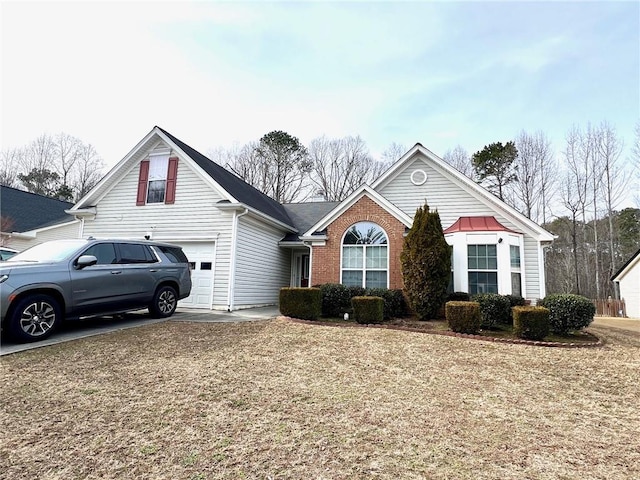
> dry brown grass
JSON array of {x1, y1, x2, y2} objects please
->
[{"x1": 1, "y1": 319, "x2": 639, "y2": 480}]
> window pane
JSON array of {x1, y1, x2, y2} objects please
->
[
  {"x1": 342, "y1": 270, "x2": 363, "y2": 287},
  {"x1": 365, "y1": 271, "x2": 387, "y2": 289},
  {"x1": 366, "y1": 245, "x2": 387, "y2": 268},
  {"x1": 148, "y1": 155, "x2": 169, "y2": 180},
  {"x1": 343, "y1": 222, "x2": 388, "y2": 245},
  {"x1": 510, "y1": 245, "x2": 521, "y2": 268},
  {"x1": 511, "y1": 272, "x2": 521, "y2": 296},
  {"x1": 342, "y1": 246, "x2": 363, "y2": 268},
  {"x1": 468, "y1": 244, "x2": 497, "y2": 271},
  {"x1": 83, "y1": 243, "x2": 116, "y2": 265},
  {"x1": 468, "y1": 271, "x2": 498, "y2": 295},
  {"x1": 147, "y1": 180, "x2": 166, "y2": 203},
  {"x1": 118, "y1": 243, "x2": 153, "y2": 264}
]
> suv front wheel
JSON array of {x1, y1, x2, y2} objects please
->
[
  {"x1": 149, "y1": 285, "x2": 178, "y2": 318},
  {"x1": 9, "y1": 294, "x2": 62, "y2": 342}
]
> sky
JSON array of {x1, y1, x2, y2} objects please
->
[{"x1": 2, "y1": 1, "x2": 639, "y2": 182}]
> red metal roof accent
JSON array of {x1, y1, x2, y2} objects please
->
[{"x1": 443, "y1": 216, "x2": 519, "y2": 234}]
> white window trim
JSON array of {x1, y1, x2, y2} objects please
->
[{"x1": 339, "y1": 222, "x2": 390, "y2": 289}]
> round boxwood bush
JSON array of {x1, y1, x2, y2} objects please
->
[
  {"x1": 472, "y1": 293, "x2": 511, "y2": 327},
  {"x1": 539, "y1": 294, "x2": 595, "y2": 335}
]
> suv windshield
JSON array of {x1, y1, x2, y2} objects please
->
[{"x1": 7, "y1": 239, "x2": 88, "y2": 263}]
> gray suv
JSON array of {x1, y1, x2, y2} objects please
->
[{"x1": 0, "y1": 238, "x2": 192, "y2": 343}]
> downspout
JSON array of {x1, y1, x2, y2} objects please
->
[
  {"x1": 227, "y1": 208, "x2": 249, "y2": 312},
  {"x1": 303, "y1": 240, "x2": 313, "y2": 287},
  {"x1": 78, "y1": 217, "x2": 85, "y2": 238}
]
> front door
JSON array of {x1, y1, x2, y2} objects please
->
[{"x1": 293, "y1": 252, "x2": 310, "y2": 287}]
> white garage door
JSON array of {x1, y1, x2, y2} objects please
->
[{"x1": 176, "y1": 242, "x2": 216, "y2": 309}]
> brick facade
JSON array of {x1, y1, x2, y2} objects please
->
[{"x1": 311, "y1": 195, "x2": 407, "y2": 289}]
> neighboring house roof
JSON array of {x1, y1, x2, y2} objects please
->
[
  {"x1": 611, "y1": 248, "x2": 640, "y2": 281},
  {"x1": 0, "y1": 186, "x2": 75, "y2": 232},
  {"x1": 443, "y1": 216, "x2": 519, "y2": 234},
  {"x1": 281, "y1": 201, "x2": 340, "y2": 242}
]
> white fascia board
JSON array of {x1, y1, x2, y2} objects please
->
[
  {"x1": 216, "y1": 202, "x2": 296, "y2": 232},
  {"x1": 371, "y1": 144, "x2": 426, "y2": 189},
  {"x1": 374, "y1": 144, "x2": 555, "y2": 242},
  {"x1": 612, "y1": 254, "x2": 640, "y2": 282},
  {"x1": 71, "y1": 127, "x2": 238, "y2": 212},
  {"x1": 153, "y1": 129, "x2": 237, "y2": 204},
  {"x1": 303, "y1": 185, "x2": 413, "y2": 237}
]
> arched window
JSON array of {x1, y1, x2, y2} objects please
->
[{"x1": 341, "y1": 222, "x2": 388, "y2": 288}]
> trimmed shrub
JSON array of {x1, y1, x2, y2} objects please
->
[
  {"x1": 319, "y1": 283, "x2": 351, "y2": 317},
  {"x1": 352, "y1": 296, "x2": 384, "y2": 324},
  {"x1": 279, "y1": 288, "x2": 321, "y2": 320},
  {"x1": 472, "y1": 293, "x2": 511, "y2": 327},
  {"x1": 365, "y1": 288, "x2": 408, "y2": 319},
  {"x1": 512, "y1": 306, "x2": 550, "y2": 340},
  {"x1": 447, "y1": 291, "x2": 471, "y2": 302},
  {"x1": 539, "y1": 294, "x2": 596, "y2": 335},
  {"x1": 446, "y1": 301, "x2": 481, "y2": 334}
]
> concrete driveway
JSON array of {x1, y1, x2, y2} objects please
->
[
  {"x1": 0, "y1": 306, "x2": 280, "y2": 356},
  {"x1": 591, "y1": 316, "x2": 640, "y2": 333}
]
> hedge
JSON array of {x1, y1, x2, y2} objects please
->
[
  {"x1": 279, "y1": 287, "x2": 322, "y2": 320},
  {"x1": 446, "y1": 301, "x2": 481, "y2": 334},
  {"x1": 352, "y1": 296, "x2": 384, "y2": 324},
  {"x1": 512, "y1": 306, "x2": 550, "y2": 340},
  {"x1": 539, "y1": 294, "x2": 595, "y2": 335}
]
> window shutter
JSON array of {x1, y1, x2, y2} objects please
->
[
  {"x1": 165, "y1": 157, "x2": 178, "y2": 204},
  {"x1": 136, "y1": 160, "x2": 150, "y2": 206}
]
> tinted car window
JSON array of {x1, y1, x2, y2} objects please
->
[
  {"x1": 82, "y1": 243, "x2": 117, "y2": 265},
  {"x1": 156, "y1": 246, "x2": 189, "y2": 264},
  {"x1": 116, "y1": 243, "x2": 157, "y2": 264}
]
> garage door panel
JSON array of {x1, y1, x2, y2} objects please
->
[{"x1": 174, "y1": 242, "x2": 215, "y2": 309}]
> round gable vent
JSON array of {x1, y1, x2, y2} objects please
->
[{"x1": 410, "y1": 169, "x2": 427, "y2": 186}]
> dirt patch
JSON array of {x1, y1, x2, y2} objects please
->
[{"x1": 1, "y1": 319, "x2": 638, "y2": 479}]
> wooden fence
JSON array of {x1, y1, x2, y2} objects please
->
[{"x1": 592, "y1": 298, "x2": 627, "y2": 317}]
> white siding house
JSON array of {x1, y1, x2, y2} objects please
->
[{"x1": 612, "y1": 249, "x2": 640, "y2": 318}]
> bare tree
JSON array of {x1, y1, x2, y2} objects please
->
[
  {"x1": 632, "y1": 121, "x2": 640, "y2": 207},
  {"x1": 513, "y1": 131, "x2": 556, "y2": 223},
  {"x1": 442, "y1": 145, "x2": 474, "y2": 178},
  {"x1": 73, "y1": 143, "x2": 105, "y2": 200},
  {"x1": 54, "y1": 132, "x2": 82, "y2": 189},
  {"x1": 0, "y1": 148, "x2": 24, "y2": 187},
  {"x1": 380, "y1": 142, "x2": 407, "y2": 164},
  {"x1": 594, "y1": 122, "x2": 628, "y2": 295},
  {"x1": 308, "y1": 135, "x2": 387, "y2": 201}
]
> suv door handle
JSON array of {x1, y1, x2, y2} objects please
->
[
  {"x1": 111, "y1": 271, "x2": 122, "y2": 275},
  {"x1": 149, "y1": 269, "x2": 158, "y2": 272}
]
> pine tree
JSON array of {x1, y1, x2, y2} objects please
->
[{"x1": 401, "y1": 203, "x2": 451, "y2": 320}]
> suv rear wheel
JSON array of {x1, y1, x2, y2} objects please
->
[
  {"x1": 9, "y1": 294, "x2": 61, "y2": 342},
  {"x1": 149, "y1": 285, "x2": 177, "y2": 318}
]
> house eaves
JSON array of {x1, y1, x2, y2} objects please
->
[
  {"x1": 611, "y1": 248, "x2": 640, "y2": 282},
  {"x1": 373, "y1": 144, "x2": 555, "y2": 242}
]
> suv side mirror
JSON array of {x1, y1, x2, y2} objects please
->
[{"x1": 76, "y1": 255, "x2": 98, "y2": 269}]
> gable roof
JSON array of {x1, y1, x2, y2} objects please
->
[
  {"x1": 1, "y1": 186, "x2": 75, "y2": 233},
  {"x1": 443, "y1": 216, "x2": 519, "y2": 234},
  {"x1": 373, "y1": 143, "x2": 555, "y2": 242},
  {"x1": 281, "y1": 201, "x2": 340, "y2": 242},
  {"x1": 302, "y1": 185, "x2": 414, "y2": 237},
  {"x1": 611, "y1": 248, "x2": 640, "y2": 282},
  {"x1": 71, "y1": 126, "x2": 295, "y2": 230},
  {"x1": 156, "y1": 128, "x2": 294, "y2": 228}
]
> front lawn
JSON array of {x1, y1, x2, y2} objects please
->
[{"x1": 1, "y1": 319, "x2": 638, "y2": 479}]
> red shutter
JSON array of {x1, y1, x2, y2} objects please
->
[
  {"x1": 165, "y1": 157, "x2": 178, "y2": 204},
  {"x1": 136, "y1": 160, "x2": 150, "y2": 205}
]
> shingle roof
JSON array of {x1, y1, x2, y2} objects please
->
[
  {"x1": 0, "y1": 186, "x2": 75, "y2": 232},
  {"x1": 281, "y1": 201, "x2": 340, "y2": 241},
  {"x1": 157, "y1": 127, "x2": 294, "y2": 228}
]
